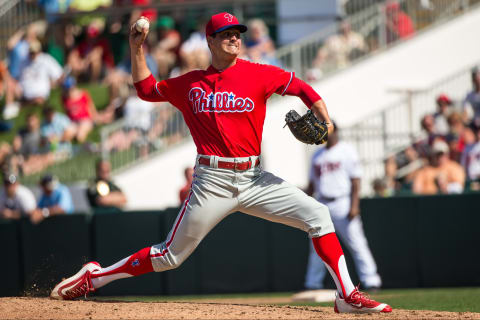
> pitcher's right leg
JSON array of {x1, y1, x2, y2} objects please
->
[{"x1": 51, "y1": 173, "x2": 238, "y2": 300}]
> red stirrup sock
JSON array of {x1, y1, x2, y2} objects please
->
[
  {"x1": 312, "y1": 233, "x2": 355, "y2": 298},
  {"x1": 90, "y1": 247, "x2": 154, "y2": 289}
]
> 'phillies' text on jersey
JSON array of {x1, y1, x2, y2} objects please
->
[{"x1": 188, "y1": 88, "x2": 254, "y2": 113}]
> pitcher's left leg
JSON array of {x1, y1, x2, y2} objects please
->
[
  {"x1": 239, "y1": 170, "x2": 391, "y2": 313},
  {"x1": 239, "y1": 170, "x2": 354, "y2": 298}
]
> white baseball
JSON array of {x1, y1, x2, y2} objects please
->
[{"x1": 135, "y1": 18, "x2": 149, "y2": 33}]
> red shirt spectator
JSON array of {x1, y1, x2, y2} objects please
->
[
  {"x1": 385, "y1": 1, "x2": 415, "y2": 44},
  {"x1": 62, "y1": 88, "x2": 93, "y2": 122}
]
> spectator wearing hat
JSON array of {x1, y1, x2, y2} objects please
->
[
  {"x1": 463, "y1": 67, "x2": 480, "y2": 127},
  {"x1": 433, "y1": 94, "x2": 453, "y2": 136},
  {"x1": 0, "y1": 173, "x2": 37, "y2": 220},
  {"x1": 18, "y1": 40, "x2": 63, "y2": 106},
  {"x1": 412, "y1": 139, "x2": 465, "y2": 195},
  {"x1": 32, "y1": 174, "x2": 74, "y2": 224},
  {"x1": 86, "y1": 159, "x2": 126, "y2": 211}
]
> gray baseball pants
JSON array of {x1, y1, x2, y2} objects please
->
[{"x1": 150, "y1": 155, "x2": 335, "y2": 271}]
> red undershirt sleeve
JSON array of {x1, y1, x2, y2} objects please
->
[
  {"x1": 283, "y1": 77, "x2": 322, "y2": 108},
  {"x1": 134, "y1": 74, "x2": 168, "y2": 102}
]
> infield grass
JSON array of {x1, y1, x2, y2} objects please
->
[{"x1": 95, "y1": 287, "x2": 480, "y2": 313}]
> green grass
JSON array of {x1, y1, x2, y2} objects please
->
[
  {"x1": 0, "y1": 83, "x2": 110, "y2": 144},
  {"x1": 94, "y1": 287, "x2": 480, "y2": 313}
]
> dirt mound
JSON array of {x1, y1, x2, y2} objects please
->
[{"x1": 0, "y1": 297, "x2": 477, "y2": 319}]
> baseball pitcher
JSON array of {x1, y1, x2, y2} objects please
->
[{"x1": 50, "y1": 12, "x2": 391, "y2": 314}]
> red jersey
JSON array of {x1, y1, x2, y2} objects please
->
[
  {"x1": 62, "y1": 90, "x2": 92, "y2": 122},
  {"x1": 135, "y1": 59, "x2": 294, "y2": 157}
]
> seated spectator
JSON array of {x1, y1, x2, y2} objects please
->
[
  {"x1": 86, "y1": 159, "x2": 126, "y2": 210},
  {"x1": 461, "y1": 125, "x2": 480, "y2": 191},
  {"x1": 245, "y1": 18, "x2": 277, "y2": 65},
  {"x1": 41, "y1": 107, "x2": 76, "y2": 157},
  {"x1": 19, "y1": 40, "x2": 63, "y2": 106},
  {"x1": 413, "y1": 114, "x2": 440, "y2": 158},
  {"x1": 372, "y1": 177, "x2": 393, "y2": 197},
  {"x1": 67, "y1": 19, "x2": 114, "y2": 82},
  {"x1": 179, "y1": 167, "x2": 194, "y2": 204},
  {"x1": 31, "y1": 174, "x2": 74, "y2": 224},
  {"x1": 3, "y1": 21, "x2": 47, "y2": 119},
  {"x1": 446, "y1": 111, "x2": 475, "y2": 163},
  {"x1": 178, "y1": 21, "x2": 210, "y2": 73},
  {"x1": 462, "y1": 67, "x2": 480, "y2": 127},
  {"x1": 61, "y1": 76, "x2": 112, "y2": 142},
  {"x1": 104, "y1": 48, "x2": 157, "y2": 110},
  {"x1": 0, "y1": 173, "x2": 37, "y2": 221},
  {"x1": 308, "y1": 20, "x2": 367, "y2": 80},
  {"x1": 433, "y1": 94, "x2": 453, "y2": 136},
  {"x1": 15, "y1": 112, "x2": 54, "y2": 175},
  {"x1": 385, "y1": 1, "x2": 415, "y2": 44},
  {"x1": 412, "y1": 140, "x2": 465, "y2": 195},
  {"x1": 151, "y1": 15, "x2": 181, "y2": 79}
]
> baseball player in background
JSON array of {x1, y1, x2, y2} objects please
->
[
  {"x1": 304, "y1": 124, "x2": 382, "y2": 292},
  {"x1": 50, "y1": 12, "x2": 391, "y2": 313}
]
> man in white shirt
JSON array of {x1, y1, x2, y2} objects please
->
[
  {"x1": 19, "y1": 40, "x2": 63, "y2": 105},
  {"x1": 0, "y1": 173, "x2": 37, "y2": 220},
  {"x1": 304, "y1": 123, "x2": 382, "y2": 291}
]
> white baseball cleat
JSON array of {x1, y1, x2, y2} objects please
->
[
  {"x1": 334, "y1": 287, "x2": 392, "y2": 313},
  {"x1": 50, "y1": 262, "x2": 101, "y2": 300}
]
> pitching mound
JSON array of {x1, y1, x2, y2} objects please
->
[{"x1": 1, "y1": 297, "x2": 477, "y2": 319}]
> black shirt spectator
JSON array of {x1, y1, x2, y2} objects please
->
[{"x1": 86, "y1": 160, "x2": 126, "y2": 211}]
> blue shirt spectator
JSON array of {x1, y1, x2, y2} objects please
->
[{"x1": 38, "y1": 175, "x2": 74, "y2": 214}]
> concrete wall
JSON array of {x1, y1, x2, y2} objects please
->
[{"x1": 115, "y1": 8, "x2": 480, "y2": 210}]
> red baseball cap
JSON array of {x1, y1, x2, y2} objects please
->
[
  {"x1": 205, "y1": 12, "x2": 247, "y2": 37},
  {"x1": 436, "y1": 94, "x2": 452, "y2": 105}
]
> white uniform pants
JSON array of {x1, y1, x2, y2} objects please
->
[
  {"x1": 304, "y1": 198, "x2": 381, "y2": 289},
  {"x1": 150, "y1": 155, "x2": 335, "y2": 272}
]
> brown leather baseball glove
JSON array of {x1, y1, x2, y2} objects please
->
[{"x1": 284, "y1": 109, "x2": 328, "y2": 145}]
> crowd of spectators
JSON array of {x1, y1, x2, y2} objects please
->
[
  {"x1": 374, "y1": 67, "x2": 480, "y2": 197},
  {"x1": 0, "y1": 158, "x2": 127, "y2": 223},
  {"x1": 0, "y1": 1, "x2": 279, "y2": 179}
]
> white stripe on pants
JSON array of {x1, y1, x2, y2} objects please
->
[{"x1": 150, "y1": 155, "x2": 335, "y2": 272}]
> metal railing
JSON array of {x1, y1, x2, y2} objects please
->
[
  {"x1": 0, "y1": 0, "x2": 42, "y2": 60},
  {"x1": 100, "y1": 101, "x2": 190, "y2": 173},
  {"x1": 339, "y1": 62, "x2": 479, "y2": 195},
  {"x1": 276, "y1": 0, "x2": 480, "y2": 80}
]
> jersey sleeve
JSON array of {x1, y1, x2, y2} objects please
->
[
  {"x1": 261, "y1": 64, "x2": 294, "y2": 99},
  {"x1": 134, "y1": 73, "x2": 187, "y2": 111}
]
